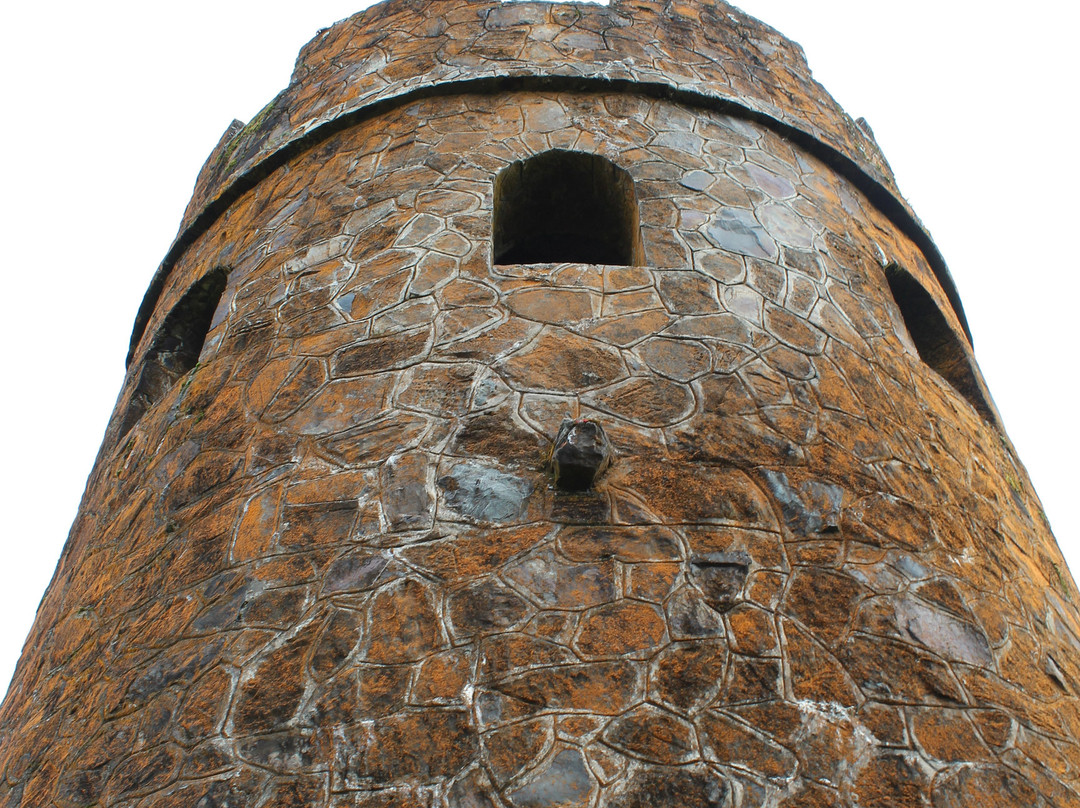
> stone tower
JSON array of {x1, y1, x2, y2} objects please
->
[{"x1": 2, "y1": 0, "x2": 1078, "y2": 805}]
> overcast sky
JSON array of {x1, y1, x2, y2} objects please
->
[{"x1": 0, "y1": 0, "x2": 1076, "y2": 694}]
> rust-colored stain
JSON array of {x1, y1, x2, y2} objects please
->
[{"x1": 1, "y1": 1, "x2": 1076, "y2": 806}]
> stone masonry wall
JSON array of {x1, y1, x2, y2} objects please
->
[
  {"x1": 130, "y1": 0, "x2": 968, "y2": 366},
  {"x1": 2, "y1": 2, "x2": 1078, "y2": 808}
]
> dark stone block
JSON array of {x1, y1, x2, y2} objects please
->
[
  {"x1": 550, "y1": 419, "x2": 613, "y2": 490},
  {"x1": 689, "y1": 552, "x2": 751, "y2": 612}
]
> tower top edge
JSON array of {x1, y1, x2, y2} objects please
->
[
  {"x1": 184, "y1": 0, "x2": 899, "y2": 235},
  {"x1": 129, "y1": 0, "x2": 968, "y2": 361}
]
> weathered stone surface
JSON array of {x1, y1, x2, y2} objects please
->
[
  {"x1": 700, "y1": 711, "x2": 797, "y2": 778},
  {"x1": 506, "y1": 288, "x2": 596, "y2": 324},
  {"x1": 174, "y1": 667, "x2": 232, "y2": 743},
  {"x1": 838, "y1": 634, "x2": 965, "y2": 704},
  {"x1": 783, "y1": 567, "x2": 865, "y2": 647},
  {"x1": 931, "y1": 764, "x2": 1045, "y2": 808},
  {"x1": 625, "y1": 464, "x2": 779, "y2": 528},
  {"x1": 322, "y1": 551, "x2": 390, "y2": 595},
  {"x1": 910, "y1": 708, "x2": 993, "y2": 763},
  {"x1": 5, "y1": 1, "x2": 1078, "y2": 806},
  {"x1": 402, "y1": 524, "x2": 548, "y2": 583},
  {"x1": 507, "y1": 748, "x2": 593, "y2": 808},
  {"x1": 853, "y1": 752, "x2": 931, "y2": 808},
  {"x1": 452, "y1": 407, "x2": 543, "y2": 465},
  {"x1": 311, "y1": 607, "x2": 364, "y2": 679},
  {"x1": 448, "y1": 578, "x2": 532, "y2": 639},
  {"x1": 237, "y1": 731, "x2": 314, "y2": 773},
  {"x1": 439, "y1": 461, "x2": 534, "y2": 524},
  {"x1": 331, "y1": 329, "x2": 431, "y2": 376},
  {"x1": 893, "y1": 595, "x2": 994, "y2": 666},
  {"x1": 448, "y1": 769, "x2": 500, "y2": 808},
  {"x1": 575, "y1": 600, "x2": 667, "y2": 658},
  {"x1": 232, "y1": 633, "x2": 312, "y2": 733},
  {"x1": 652, "y1": 640, "x2": 728, "y2": 713},
  {"x1": 504, "y1": 546, "x2": 616, "y2": 609},
  {"x1": 707, "y1": 208, "x2": 777, "y2": 259},
  {"x1": 498, "y1": 329, "x2": 626, "y2": 393},
  {"x1": 381, "y1": 452, "x2": 435, "y2": 531},
  {"x1": 413, "y1": 649, "x2": 471, "y2": 705},
  {"x1": 666, "y1": 587, "x2": 728, "y2": 639},
  {"x1": 490, "y1": 661, "x2": 641, "y2": 716},
  {"x1": 602, "y1": 704, "x2": 698, "y2": 764},
  {"x1": 356, "y1": 665, "x2": 411, "y2": 718},
  {"x1": 784, "y1": 623, "x2": 860, "y2": 706},
  {"x1": 278, "y1": 501, "x2": 357, "y2": 549},
  {"x1": 558, "y1": 525, "x2": 681, "y2": 563},
  {"x1": 363, "y1": 710, "x2": 477, "y2": 784},
  {"x1": 479, "y1": 634, "x2": 575, "y2": 681},
  {"x1": 607, "y1": 766, "x2": 729, "y2": 808},
  {"x1": 637, "y1": 337, "x2": 711, "y2": 382},
  {"x1": 484, "y1": 717, "x2": 550, "y2": 785},
  {"x1": 364, "y1": 579, "x2": 445, "y2": 663},
  {"x1": 760, "y1": 470, "x2": 844, "y2": 535},
  {"x1": 586, "y1": 376, "x2": 696, "y2": 427}
]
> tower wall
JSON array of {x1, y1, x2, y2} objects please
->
[{"x1": 2, "y1": 2, "x2": 1078, "y2": 807}]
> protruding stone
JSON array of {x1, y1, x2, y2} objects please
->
[
  {"x1": 550, "y1": 418, "x2": 613, "y2": 490},
  {"x1": 689, "y1": 552, "x2": 751, "y2": 612}
]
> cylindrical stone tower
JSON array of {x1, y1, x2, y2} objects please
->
[{"x1": 2, "y1": 1, "x2": 1078, "y2": 806}]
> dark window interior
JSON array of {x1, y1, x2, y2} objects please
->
[
  {"x1": 493, "y1": 150, "x2": 643, "y2": 266},
  {"x1": 884, "y1": 263, "x2": 994, "y2": 422},
  {"x1": 118, "y1": 267, "x2": 229, "y2": 439}
]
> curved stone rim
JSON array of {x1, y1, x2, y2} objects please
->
[{"x1": 126, "y1": 0, "x2": 972, "y2": 363}]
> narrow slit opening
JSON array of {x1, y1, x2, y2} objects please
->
[
  {"x1": 118, "y1": 267, "x2": 230, "y2": 438},
  {"x1": 884, "y1": 263, "x2": 993, "y2": 422}
]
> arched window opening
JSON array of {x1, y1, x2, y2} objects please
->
[
  {"x1": 118, "y1": 267, "x2": 230, "y2": 439},
  {"x1": 884, "y1": 263, "x2": 994, "y2": 422},
  {"x1": 493, "y1": 150, "x2": 643, "y2": 266}
]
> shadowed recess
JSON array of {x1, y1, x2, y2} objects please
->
[
  {"x1": 118, "y1": 267, "x2": 230, "y2": 439},
  {"x1": 493, "y1": 149, "x2": 643, "y2": 266},
  {"x1": 885, "y1": 262, "x2": 993, "y2": 422}
]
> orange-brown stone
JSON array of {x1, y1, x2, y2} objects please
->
[
  {"x1": 575, "y1": 600, "x2": 667, "y2": 658},
  {"x1": 364, "y1": 579, "x2": 445, "y2": 663},
  {"x1": 3, "y1": 1, "x2": 1078, "y2": 806}
]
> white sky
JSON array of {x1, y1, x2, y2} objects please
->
[{"x1": 0, "y1": 0, "x2": 1076, "y2": 694}]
